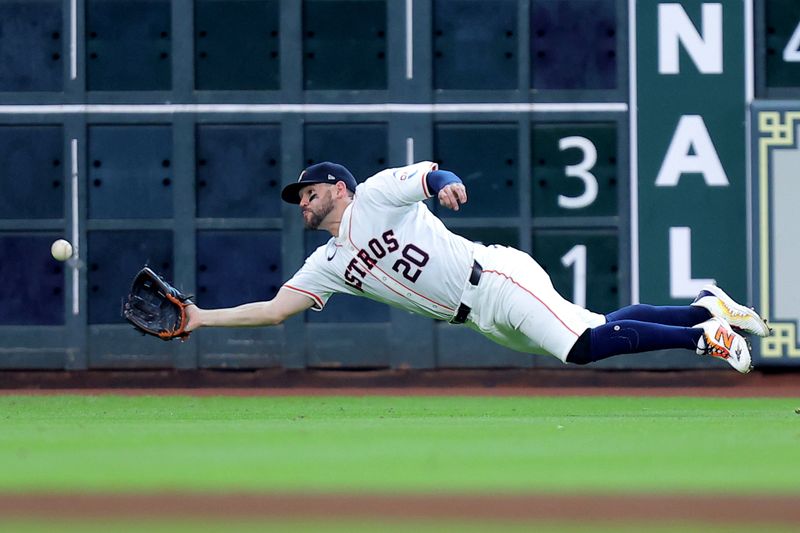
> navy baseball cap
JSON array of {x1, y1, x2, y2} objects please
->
[{"x1": 281, "y1": 162, "x2": 358, "y2": 204}]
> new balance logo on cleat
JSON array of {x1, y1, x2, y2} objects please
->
[
  {"x1": 691, "y1": 284, "x2": 771, "y2": 338},
  {"x1": 714, "y1": 325, "x2": 735, "y2": 351},
  {"x1": 695, "y1": 317, "x2": 752, "y2": 374}
]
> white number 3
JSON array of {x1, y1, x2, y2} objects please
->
[{"x1": 557, "y1": 136, "x2": 598, "y2": 210}]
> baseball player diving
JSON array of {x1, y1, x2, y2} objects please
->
[{"x1": 183, "y1": 161, "x2": 771, "y2": 373}]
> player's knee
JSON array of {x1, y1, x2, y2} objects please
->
[{"x1": 565, "y1": 329, "x2": 593, "y2": 365}]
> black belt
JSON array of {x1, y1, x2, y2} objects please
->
[{"x1": 450, "y1": 260, "x2": 482, "y2": 324}]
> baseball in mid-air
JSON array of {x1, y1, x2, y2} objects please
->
[{"x1": 51, "y1": 239, "x2": 73, "y2": 262}]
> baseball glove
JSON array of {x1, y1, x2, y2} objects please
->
[{"x1": 122, "y1": 267, "x2": 193, "y2": 341}]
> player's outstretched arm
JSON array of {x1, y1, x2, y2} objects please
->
[
  {"x1": 437, "y1": 182, "x2": 468, "y2": 211},
  {"x1": 185, "y1": 287, "x2": 315, "y2": 332}
]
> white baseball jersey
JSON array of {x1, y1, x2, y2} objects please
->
[{"x1": 283, "y1": 162, "x2": 605, "y2": 361}]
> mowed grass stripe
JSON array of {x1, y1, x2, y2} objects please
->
[{"x1": 0, "y1": 395, "x2": 796, "y2": 493}]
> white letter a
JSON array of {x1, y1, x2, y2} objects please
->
[{"x1": 655, "y1": 115, "x2": 728, "y2": 187}]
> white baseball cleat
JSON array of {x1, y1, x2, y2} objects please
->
[
  {"x1": 691, "y1": 284, "x2": 771, "y2": 337},
  {"x1": 695, "y1": 317, "x2": 753, "y2": 374}
]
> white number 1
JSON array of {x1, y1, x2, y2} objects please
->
[{"x1": 561, "y1": 244, "x2": 587, "y2": 308}]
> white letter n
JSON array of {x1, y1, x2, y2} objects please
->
[{"x1": 658, "y1": 3, "x2": 723, "y2": 74}]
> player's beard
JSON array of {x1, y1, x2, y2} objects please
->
[{"x1": 302, "y1": 190, "x2": 335, "y2": 230}]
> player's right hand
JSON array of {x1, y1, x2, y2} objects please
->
[{"x1": 438, "y1": 183, "x2": 468, "y2": 211}]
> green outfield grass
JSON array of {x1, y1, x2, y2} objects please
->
[{"x1": 0, "y1": 394, "x2": 797, "y2": 494}]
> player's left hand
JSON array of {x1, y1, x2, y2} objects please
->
[{"x1": 438, "y1": 183, "x2": 468, "y2": 211}]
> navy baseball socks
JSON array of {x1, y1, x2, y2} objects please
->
[
  {"x1": 605, "y1": 304, "x2": 709, "y2": 326},
  {"x1": 566, "y1": 286, "x2": 765, "y2": 373},
  {"x1": 595, "y1": 284, "x2": 771, "y2": 338},
  {"x1": 566, "y1": 319, "x2": 700, "y2": 364},
  {"x1": 566, "y1": 318, "x2": 752, "y2": 373},
  {"x1": 565, "y1": 303, "x2": 710, "y2": 363}
]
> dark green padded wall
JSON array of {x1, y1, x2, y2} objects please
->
[
  {"x1": 303, "y1": 0, "x2": 387, "y2": 90},
  {"x1": 0, "y1": 1, "x2": 63, "y2": 91},
  {"x1": 194, "y1": 0, "x2": 281, "y2": 90},
  {"x1": 86, "y1": 0, "x2": 171, "y2": 91}
]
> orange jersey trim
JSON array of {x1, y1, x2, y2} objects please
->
[
  {"x1": 420, "y1": 162, "x2": 438, "y2": 199},
  {"x1": 283, "y1": 284, "x2": 324, "y2": 309},
  {"x1": 421, "y1": 169, "x2": 431, "y2": 198}
]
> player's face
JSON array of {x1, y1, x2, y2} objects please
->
[{"x1": 299, "y1": 184, "x2": 336, "y2": 229}]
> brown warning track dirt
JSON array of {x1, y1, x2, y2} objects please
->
[
  {"x1": 1, "y1": 368, "x2": 800, "y2": 397},
  {"x1": 2, "y1": 385, "x2": 799, "y2": 397},
  {"x1": 0, "y1": 492, "x2": 798, "y2": 525}
]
